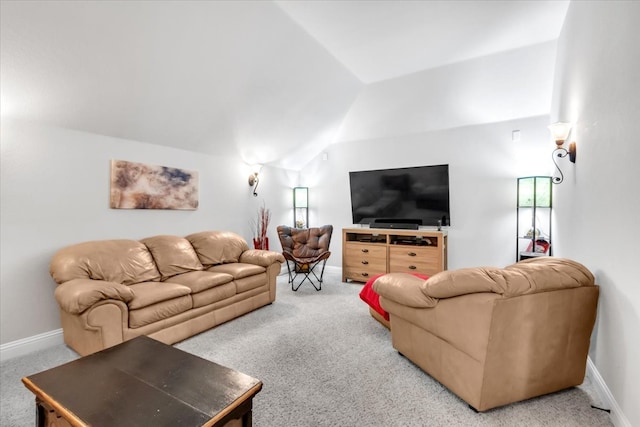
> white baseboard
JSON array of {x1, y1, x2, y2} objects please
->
[
  {"x1": 325, "y1": 265, "x2": 342, "y2": 275},
  {"x1": 587, "y1": 356, "x2": 630, "y2": 427},
  {"x1": 0, "y1": 329, "x2": 64, "y2": 362}
]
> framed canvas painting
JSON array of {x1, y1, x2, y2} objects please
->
[{"x1": 110, "y1": 160, "x2": 199, "y2": 210}]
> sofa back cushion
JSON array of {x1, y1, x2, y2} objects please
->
[
  {"x1": 423, "y1": 257, "x2": 595, "y2": 299},
  {"x1": 141, "y1": 235, "x2": 203, "y2": 280},
  {"x1": 50, "y1": 240, "x2": 161, "y2": 285},
  {"x1": 186, "y1": 231, "x2": 248, "y2": 266},
  {"x1": 504, "y1": 257, "x2": 595, "y2": 295}
]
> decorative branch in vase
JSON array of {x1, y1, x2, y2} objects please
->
[{"x1": 251, "y1": 203, "x2": 271, "y2": 250}]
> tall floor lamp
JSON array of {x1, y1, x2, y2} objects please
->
[{"x1": 293, "y1": 187, "x2": 308, "y2": 228}]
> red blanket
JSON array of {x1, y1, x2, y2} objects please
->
[{"x1": 359, "y1": 273, "x2": 429, "y2": 320}]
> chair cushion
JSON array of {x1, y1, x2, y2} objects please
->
[
  {"x1": 141, "y1": 235, "x2": 203, "y2": 280},
  {"x1": 277, "y1": 225, "x2": 333, "y2": 259}
]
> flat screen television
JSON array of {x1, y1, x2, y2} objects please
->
[{"x1": 349, "y1": 164, "x2": 450, "y2": 227}]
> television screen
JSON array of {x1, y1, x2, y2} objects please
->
[{"x1": 349, "y1": 164, "x2": 450, "y2": 227}]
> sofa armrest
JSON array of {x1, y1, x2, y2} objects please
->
[
  {"x1": 373, "y1": 273, "x2": 437, "y2": 308},
  {"x1": 54, "y1": 279, "x2": 134, "y2": 315},
  {"x1": 239, "y1": 249, "x2": 285, "y2": 267}
]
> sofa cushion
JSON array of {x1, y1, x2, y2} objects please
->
[
  {"x1": 167, "y1": 271, "x2": 234, "y2": 293},
  {"x1": 50, "y1": 240, "x2": 161, "y2": 285},
  {"x1": 127, "y1": 281, "x2": 192, "y2": 310},
  {"x1": 207, "y1": 263, "x2": 265, "y2": 279},
  {"x1": 191, "y1": 282, "x2": 236, "y2": 308},
  {"x1": 141, "y1": 235, "x2": 203, "y2": 280},
  {"x1": 235, "y1": 273, "x2": 267, "y2": 293},
  {"x1": 129, "y1": 295, "x2": 192, "y2": 328},
  {"x1": 186, "y1": 231, "x2": 249, "y2": 266}
]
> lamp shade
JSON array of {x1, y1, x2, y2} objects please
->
[
  {"x1": 548, "y1": 122, "x2": 571, "y2": 145},
  {"x1": 518, "y1": 176, "x2": 551, "y2": 208},
  {"x1": 293, "y1": 187, "x2": 308, "y2": 208}
]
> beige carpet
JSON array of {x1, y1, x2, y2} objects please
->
[{"x1": 1, "y1": 270, "x2": 613, "y2": 426}]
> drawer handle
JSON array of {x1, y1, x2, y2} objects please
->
[
  {"x1": 409, "y1": 265, "x2": 417, "y2": 270},
  {"x1": 362, "y1": 249, "x2": 369, "y2": 253},
  {"x1": 362, "y1": 272, "x2": 369, "y2": 277},
  {"x1": 361, "y1": 260, "x2": 369, "y2": 265},
  {"x1": 408, "y1": 252, "x2": 417, "y2": 257}
]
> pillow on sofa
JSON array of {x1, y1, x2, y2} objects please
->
[
  {"x1": 141, "y1": 235, "x2": 204, "y2": 280},
  {"x1": 50, "y1": 240, "x2": 161, "y2": 285},
  {"x1": 186, "y1": 231, "x2": 249, "y2": 266}
]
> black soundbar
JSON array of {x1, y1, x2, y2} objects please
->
[
  {"x1": 371, "y1": 218, "x2": 422, "y2": 230},
  {"x1": 372, "y1": 222, "x2": 420, "y2": 230}
]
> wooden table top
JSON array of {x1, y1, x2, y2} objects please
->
[{"x1": 22, "y1": 336, "x2": 262, "y2": 427}]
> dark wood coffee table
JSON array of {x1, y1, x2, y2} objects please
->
[{"x1": 22, "y1": 336, "x2": 262, "y2": 427}]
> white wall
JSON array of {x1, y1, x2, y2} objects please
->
[
  {"x1": 337, "y1": 42, "x2": 557, "y2": 143},
  {"x1": 0, "y1": 120, "x2": 290, "y2": 345},
  {"x1": 550, "y1": 2, "x2": 640, "y2": 426},
  {"x1": 301, "y1": 41, "x2": 557, "y2": 270},
  {"x1": 302, "y1": 115, "x2": 551, "y2": 270}
]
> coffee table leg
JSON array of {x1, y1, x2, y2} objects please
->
[
  {"x1": 241, "y1": 409, "x2": 252, "y2": 427},
  {"x1": 35, "y1": 399, "x2": 45, "y2": 427}
]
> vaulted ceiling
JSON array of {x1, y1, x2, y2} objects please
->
[{"x1": 1, "y1": 1, "x2": 569, "y2": 169}]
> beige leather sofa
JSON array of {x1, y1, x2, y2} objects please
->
[
  {"x1": 50, "y1": 231, "x2": 284, "y2": 356},
  {"x1": 373, "y1": 257, "x2": 599, "y2": 412}
]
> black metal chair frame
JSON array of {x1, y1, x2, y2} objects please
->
[{"x1": 283, "y1": 253, "x2": 330, "y2": 291}]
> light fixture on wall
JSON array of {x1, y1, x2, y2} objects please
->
[
  {"x1": 293, "y1": 187, "x2": 309, "y2": 228},
  {"x1": 548, "y1": 122, "x2": 576, "y2": 184},
  {"x1": 248, "y1": 164, "x2": 262, "y2": 197}
]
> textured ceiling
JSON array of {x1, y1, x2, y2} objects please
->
[{"x1": 1, "y1": 1, "x2": 569, "y2": 169}]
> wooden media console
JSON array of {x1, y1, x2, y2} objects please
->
[{"x1": 342, "y1": 227, "x2": 448, "y2": 283}]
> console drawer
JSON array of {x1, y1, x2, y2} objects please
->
[
  {"x1": 343, "y1": 243, "x2": 387, "y2": 282},
  {"x1": 343, "y1": 266, "x2": 387, "y2": 282},
  {"x1": 389, "y1": 246, "x2": 441, "y2": 277}
]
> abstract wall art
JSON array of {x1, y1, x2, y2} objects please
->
[{"x1": 110, "y1": 160, "x2": 199, "y2": 210}]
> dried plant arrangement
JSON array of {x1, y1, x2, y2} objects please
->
[{"x1": 251, "y1": 202, "x2": 271, "y2": 250}]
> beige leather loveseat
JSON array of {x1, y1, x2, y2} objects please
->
[
  {"x1": 373, "y1": 257, "x2": 599, "y2": 412},
  {"x1": 50, "y1": 231, "x2": 284, "y2": 356}
]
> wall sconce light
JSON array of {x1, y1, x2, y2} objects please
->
[
  {"x1": 548, "y1": 122, "x2": 577, "y2": 184},
  {"x1": 248, "y1": 164, "x2": 262, "y2": 197}
]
